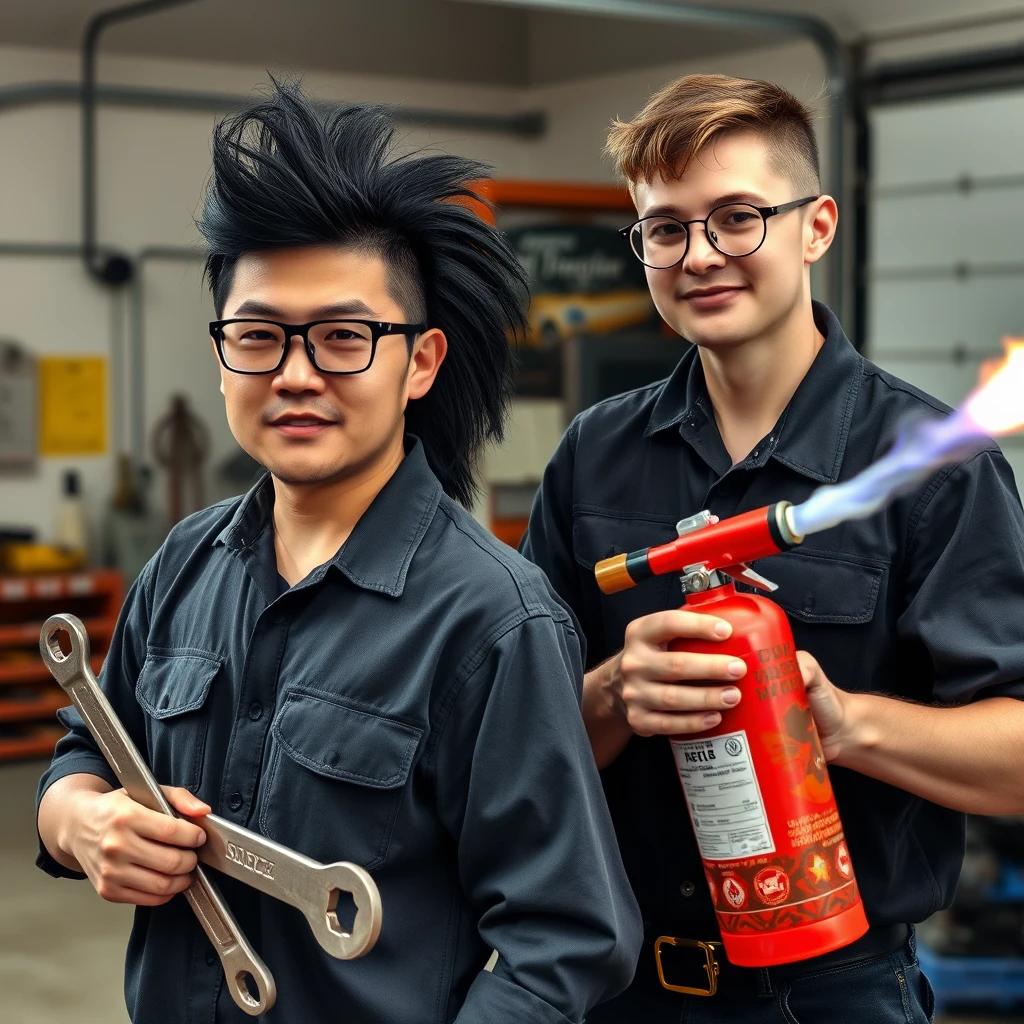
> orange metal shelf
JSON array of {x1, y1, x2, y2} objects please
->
[
  {"x1": 0, "y1": 654, "x2": 104, "y2": 686},
  {"x1": 0, "y1": 691, "x2": 68, "y2": 724},
  {"x1": 463, "y1": 178, "x2": 635, "y2": 225},
  {"x1": 0, "y1": 617, "x2": 114, "y2": 648},
  {"x1": 0, "y1": 569, "x2": 122, "y2": 603},
  {"x1": 0, "y1": 727, "x2": 63, "y2": 762},
  {"x1": 0, "y1": 570, "x2": 121, "y2": 762},
  {"x1": 483, "y1": 179, "x2": 634, "y2": 210}
]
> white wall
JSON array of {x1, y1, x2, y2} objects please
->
[{"x1": 0, "y1": 37, "x2": 829, "y2": 551}]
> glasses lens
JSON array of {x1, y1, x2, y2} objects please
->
[
  {"x1": 707, "y1": 204, "x2": 766, "y2": 257},
  {"x1": 219, "y1": 321, "x2": 286, "y2": 372},
  {"x1": 631, "y1": 217, "x2": 688, "y2": 269},
  {"x1": 308, "y1": 321, "x2": 375, "y2": 373}
]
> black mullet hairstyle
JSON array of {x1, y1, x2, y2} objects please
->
[{"x1": 198, "y1": 80, "x2": 528, "y2": 507}]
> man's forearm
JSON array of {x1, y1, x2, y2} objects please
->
[
  {"x1": 835, "y1": 694, "x2": 1024, "y2": 814},
  {"x1": 582, "y1": 656, "x2": 634, "y2": 769},
  {"x1": 37, "y1": 773, "x2": 114, "y2": 872}
]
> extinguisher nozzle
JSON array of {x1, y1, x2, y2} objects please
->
[{"x1": 768, "y1": 501, "x2": 803, "y2": 550}]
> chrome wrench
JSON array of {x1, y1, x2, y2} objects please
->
[
  {"x1": 39, "y1": 615, "x2": 382, "y2": 963},
  {"x1": 39, "y1": 614, "x2": 275, "y2": 1015},
  {"x1": 186, "y1": 812, "x2": 382, "y2": 961}
]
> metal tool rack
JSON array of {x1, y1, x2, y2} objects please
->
[{"x1": 0, "y1": 570, "x2": 122, "y2": 760}]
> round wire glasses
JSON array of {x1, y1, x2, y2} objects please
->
[{"x1": 621, "y1": 196, "x2": 819, "y2": 270}]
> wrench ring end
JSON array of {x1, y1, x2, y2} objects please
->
[{"x1": 39, "y1": 613, "x2": 91, "y2": 685}]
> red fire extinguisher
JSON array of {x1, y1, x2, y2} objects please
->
[{"x1": 595, "y1": 502, "x2": 869, "y2": 967}]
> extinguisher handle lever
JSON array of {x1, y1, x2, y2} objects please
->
[{"x1": 719, "y1": 563, "x2": 778, "y2": 592}]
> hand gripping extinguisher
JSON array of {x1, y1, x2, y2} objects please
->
[{"x1": 595, "y1": 502, "x2": 868, "y2": 967}]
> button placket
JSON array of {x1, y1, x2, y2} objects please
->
[{"x1": 219, "y1": 611, "x2": 288, "y2": 823}]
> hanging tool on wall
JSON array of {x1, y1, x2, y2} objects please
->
[{"x1": 151, "y1": 394, "x2": 209, "y2": 525}]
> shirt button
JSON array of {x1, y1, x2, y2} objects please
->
[
  {"x1": 205, "y1": 949, "x2": 216, "y2": 967},
  {"x1": 228, "y1": 792, "x2": 243, "y2": 811},
  {"x1": 680, "y1": 881, "x2": 696, "y2": 898},
  {"x1": 248, "y1": 701, "x2": 263, "y2": 721}
]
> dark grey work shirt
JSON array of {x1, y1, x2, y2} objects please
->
[
  {"x1": 521, "y1": 302, "x2": 1024, "y2": 938},
  {"x1": 37, "y1": 438, "x2": 642, "y2": 1024}
]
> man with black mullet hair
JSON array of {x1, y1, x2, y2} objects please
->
[{"x1": 36, "y1": 81, "x2": 642, "y2": 1024}]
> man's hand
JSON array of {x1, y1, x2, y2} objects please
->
[
  {"x1": 64, "y1": 784, "x2": 211, "y2": 907},
  {"x1": 616, "y1": 609, "x2": 747, "y2": 735},
  {"x1": 797, "y1": 651, "x2": 851, "y2": 762},
  {"x1": 584, "y1": 609, "x2": 747, "y2": 768}
]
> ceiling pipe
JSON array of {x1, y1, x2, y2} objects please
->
[
  {"x1": 466, "y1": 0, "x2": 849, "y2": 320},
  {"x1": 0, "y1": 80, "x2": 547, "y2": 135},
  {"x1": 82, "y1": 0, "x2": 203, "y2": 287}
]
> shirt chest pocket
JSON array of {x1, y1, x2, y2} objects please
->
[
  {"x1": 135, "y1": 651, "x2": 220, "y2": 793},
  {"x1": 258, "y1": 688, "x2": 423, "y2": 870},
  {"x1": 573, "y1": 510, "x2": 680, "y2": 657},
  {"x1": 753, "y1": 550, "x2": 886, "y2": 692}
]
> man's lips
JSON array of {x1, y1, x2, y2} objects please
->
[
  {"x1": 680, "y1": 285, "x2": 746, "y2": 310},
  {"x1": 267, "y1": 413, "x2": 337, "y2": 435}
]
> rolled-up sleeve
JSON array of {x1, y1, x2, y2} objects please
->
[
  {"x1": 899, "y1": 448, "x2": 1024, "y2": 704},
  {"x1": 435, "y1": 612, "x2": 641, "y2": 1024},
  {"x1": 35, "y1": 564, "x2": 154, "y2": 879}
]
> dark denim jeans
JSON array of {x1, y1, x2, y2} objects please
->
[{"x1": 588, "y1": 931, "x2": 936, "y2": 1024}]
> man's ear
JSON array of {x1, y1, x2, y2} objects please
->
[
  {"x1": 212, "y1": 337, "x2": 226, "y2": 396},
  {"x1": 406, "y1": 328, "x2": 447, "y2": 401},
  {"x1": 804, "y1": 195, "x2": 838, "y2": 266}
]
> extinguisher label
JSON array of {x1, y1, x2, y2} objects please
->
[{"x1": 671, "y1": 730, "x2": 775, "y2": 861}]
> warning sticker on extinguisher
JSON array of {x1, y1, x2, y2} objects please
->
[{"x1": 671, "y1": 730, "x2": 775, "y2": 861}]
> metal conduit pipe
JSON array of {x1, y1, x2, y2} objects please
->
[
  {"x1": 83, "y1": 1, "x2": 203, "y2": 286},
  {"x1": 0, "y1": 240, "x2": 203, "y2": 466},
  {"x1": 0, "y1": 241, "x2": 124, "y2": 451},
  {"x1": 468, "y1": 0, "x2": 848, "y2": 321},
  {"x1": 0, "y1": 81, "x2": 548, "y2": 136}
]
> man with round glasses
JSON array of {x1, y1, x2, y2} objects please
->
[
  {"x1": 523, "y1": 73, "x2": 1024, "y2": 1022},
  {"x1": 36, "y1": 82, "x2": 642, "y2": 1023}
]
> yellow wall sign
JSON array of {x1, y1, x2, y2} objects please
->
[{"x1": 38, "y1": 357, "x2": 107, "y2": 456}]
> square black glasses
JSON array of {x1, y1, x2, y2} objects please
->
[
  {"x1": 210, "y1": 318, "x2": 426, "y2": 375},
  {"x1": 621, "y1": 196, "x2": 819, "y2": 269}
]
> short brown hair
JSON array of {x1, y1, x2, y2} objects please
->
[{"x1": 606, "y1": 74, "x2": 820, "y2": 194}]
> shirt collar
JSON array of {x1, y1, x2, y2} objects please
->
[
  {"x1": 645, "y1": 301, "x2": 862, "y2": 484},
  {"x1": 214, "y1": 436, "x2": 442, "y2": 598}
]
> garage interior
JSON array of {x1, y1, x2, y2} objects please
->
[{"x1": 2, "y1": 1, "x2": 1024, "y2": 1021}]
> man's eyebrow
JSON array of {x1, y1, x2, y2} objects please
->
[
  {"x1": 230, "y1": 300, "x2": 379, "y2": 319},
  {"x1": 639, "y1": 192, "x2": 769, "y2": 219}
]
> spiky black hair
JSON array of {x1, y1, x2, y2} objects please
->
[{"x1": 198, "y1": 80, "x2": 527, "y2": 507}]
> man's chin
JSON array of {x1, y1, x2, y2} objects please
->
[
  {"x1": 676, "y1": 320, "x2": 753, "y2": 350},
  {"x1": 264, "y1": 460, "x2": 352, "y2": 487}
]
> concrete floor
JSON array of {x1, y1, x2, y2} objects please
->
[
  {"x1": 1, "y1": 759, "x2": 132, "y2": 1024},
  {"x1": 1, "y1": 760, "x2": 1019, "y2": 1023}
]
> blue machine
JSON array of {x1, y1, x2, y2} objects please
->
[{"x1": 918, "y1": 859, "x2": 1024, "y2": 1016}]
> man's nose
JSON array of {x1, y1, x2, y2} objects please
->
[
  {"x1": 683, "y1": 223, "x2": 728, "y2": 275},
  {"x1": 275, "y1": 335, "x2": 324, "y2": 390}
]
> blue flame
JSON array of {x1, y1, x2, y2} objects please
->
[{"x1": 790, "y1": 409, "x2": 989, "y2": 538}]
